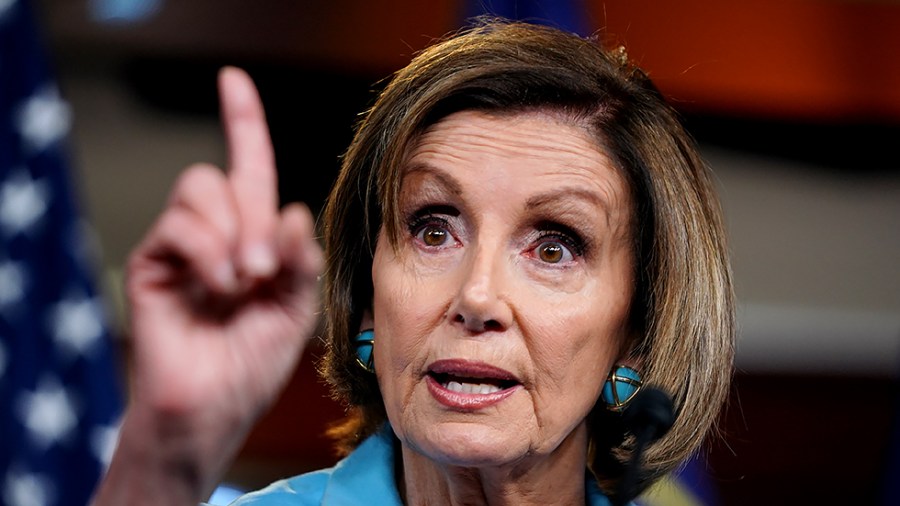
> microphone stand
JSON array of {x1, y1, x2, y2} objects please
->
[{"x1": 612, "y1": 387, "x2": 675, "y2": 506}]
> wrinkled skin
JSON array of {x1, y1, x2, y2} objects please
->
[
  {"x1": 371, "y1": 111, "x2": 635, "y2": 505},
  {"x1": 93, "y1": 78, "x2": 635, "y2": 506}
]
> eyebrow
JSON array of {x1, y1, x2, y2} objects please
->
[
  {"x1": 526, "y1": 187, "x2": 613, "y2": 217},
  {"x1": 404, "y1": 163, "x2": 617, "y2": 227},
  {"x1": 402, "y1": 163, "x2": 463, "y2": 196}
]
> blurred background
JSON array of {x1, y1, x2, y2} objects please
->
[{"x1": 2, "y1": 0, "x2": 898, "y2": 504}]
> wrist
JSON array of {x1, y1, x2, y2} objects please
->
[{"x1": 92, "y1": 404, "x2": 237, "y2": 506}]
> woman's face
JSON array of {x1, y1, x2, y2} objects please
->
[{"x1": 371, "y1": 110, "x2": 635, "y2": 469}]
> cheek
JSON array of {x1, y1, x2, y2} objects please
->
[
  {"x1": 524, "y1": 326, "x2": 618, "y2": 438},
  {"x1": 371, "y1": 244, "x2": 450, "y2": 401},
  {"x1": 523, "y1": 278, "x2": 632, "y2": 409},
  {"x1": 372, "y1": 247, "x2": 450, "y2": 345},
  {"x1": 528, "y1": 313, "x2": 618, "y2": 393}
]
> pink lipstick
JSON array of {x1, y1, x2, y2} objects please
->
[{"x1": 426, "y1": 359, "x2": 522, "y2": 410}]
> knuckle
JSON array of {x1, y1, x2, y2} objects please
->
[{"x1": 170, "y1": 164, "x2": 224, "y2": 204}]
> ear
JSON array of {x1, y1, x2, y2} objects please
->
[{"x1": 359, "y1": 308, "x2": 374, "y2": 331}]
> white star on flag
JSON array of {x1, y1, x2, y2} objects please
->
[
  {"x1": 14, "y1": 84, "x2": 72, "y2": 153},
  {"x1": 0, "y1": 167, "x2": 50, "y2": 236},
  {"x1": 0, "y1": 0, "x2": 16, "y2": 22},
  {"x1": 2, "y1": 4, "x2": 124, "y2": 502},
  {"x1": 90, "y1": 421, "x2": 121, "y2": 469},
  {"x1": 15, "y1": 376, "x2": 79, "y2": 449},
  {"x1": 0, "y1": 259, "x2": 26, "y2": 306},
  {"x1": 49, "y1": 293, "x2": 105, "y2": 359},
  {"x1": 3, "y1": 469, "x2": 55, "y2": 506}
]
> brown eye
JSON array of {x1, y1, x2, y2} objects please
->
[
  {"x1": 537, "y1": 242, "x2": 564, "y2": 263},
  {"x1": 534, "y1": 241, "x2": 575, "y2": 264},
  {"x1": 420, "y1": 226, "x2": 448, "y2": 246}
]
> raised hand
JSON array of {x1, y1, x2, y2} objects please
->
[{"x1": 94, "y1": 67, "x2": 323, "y2": 505}]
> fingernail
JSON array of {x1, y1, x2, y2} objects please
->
[{"x1": 244, "y1": 243, "x2": 277, "y2": 277}]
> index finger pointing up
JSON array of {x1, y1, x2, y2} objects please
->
[{"x1": 219, "y1": 66, "x2": 279, "y2": 277}]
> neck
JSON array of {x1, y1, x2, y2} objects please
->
[{"x1": 398, "y1": 425, "x2": 589, "y2": 506}]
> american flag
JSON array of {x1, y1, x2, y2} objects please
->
[{"x1": 0, "y1": 1, "x2": 123, "y2": 505}]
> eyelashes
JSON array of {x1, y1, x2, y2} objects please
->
[
  {"x1": 405, "y1": 206, "x2": 591, "y2": 264},
  {"x1": 406, "y1": 205, "x2": 461, "y2": 249},
  {"x1": 408, "y1": 214, "x2": 454, "y2": 248},
  {"x1": 532, "y1": 221, "x2": 588, "y2": 258}
]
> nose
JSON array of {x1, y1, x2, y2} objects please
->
[{"x1": 448, "y1": 242, "x2": 513, "y2": 333}]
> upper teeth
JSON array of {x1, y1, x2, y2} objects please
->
[{"x1": 445, "y1": 381, "x2": 502, "y2": 394}]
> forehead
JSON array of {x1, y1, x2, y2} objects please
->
[
  {"x1": 409, "y1": 109, "x2": 607, "y2": 167},
  {"x1": 399, "y1": 110, "x2": 629, "y2": 216}
]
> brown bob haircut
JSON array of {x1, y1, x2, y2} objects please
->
[{"x1": 321, "y1": 19, "x2": 734, "y2": 495}]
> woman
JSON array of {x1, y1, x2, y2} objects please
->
[{"x1": 93, "y1": 20, "x2": 734, "y2": 506}]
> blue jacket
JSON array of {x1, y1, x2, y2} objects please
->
[{"x1": 227, "y1": 425, "x2": 617, "y2": 505}]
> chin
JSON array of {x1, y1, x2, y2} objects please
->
[
  {"x1": 387, "y1": 381, "x2": 552, "y2": 468},
  {"x1": 405, "y1": 418, "x2": 533, "y2": 468}
]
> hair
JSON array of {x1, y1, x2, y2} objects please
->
[{"x1": 320, "y1": 19, "x2": 734, "y2": 497}]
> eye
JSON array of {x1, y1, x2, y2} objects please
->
[
  {"x1": 529, "y1": 222, "x2": 586, "y2": 265},
  {"x1": 534, "y1": 239, "x2": 574, "y2": 264},
  {"x1": 419, "y1": 224, "x2": 450, "y2": 247},
  {"x1": 407, "y1": 209, "x2": 458, "y2": 249}
]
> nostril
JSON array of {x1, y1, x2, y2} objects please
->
[
  {"x1": 483, "y1": 319, "x2": 502, "y2": 331},
  {"x1": 451, "y1": 313, "x2": 503, "y2": 332}
]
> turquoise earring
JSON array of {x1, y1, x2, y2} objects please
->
[
  {"x1": 354, "y1": 329, "x2": 375, "y2": 373},
  {"x1": 601, "y1": 365, "x2": 643, "y2": 412}
]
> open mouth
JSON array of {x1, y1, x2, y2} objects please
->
[
  {"x1": 427, "y1": 359, "x2": 521, "y2": 395},
  {"x1": 428, "y1": 372, "x2": 518, "y2": 394}
]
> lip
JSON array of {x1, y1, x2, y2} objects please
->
[{"x1": 425, "y1": 359, "x2": 522, "y2": 410}]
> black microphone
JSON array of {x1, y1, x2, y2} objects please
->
[{"x1": 613, "y1": 386, "x2": 675, "y2": 506}]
